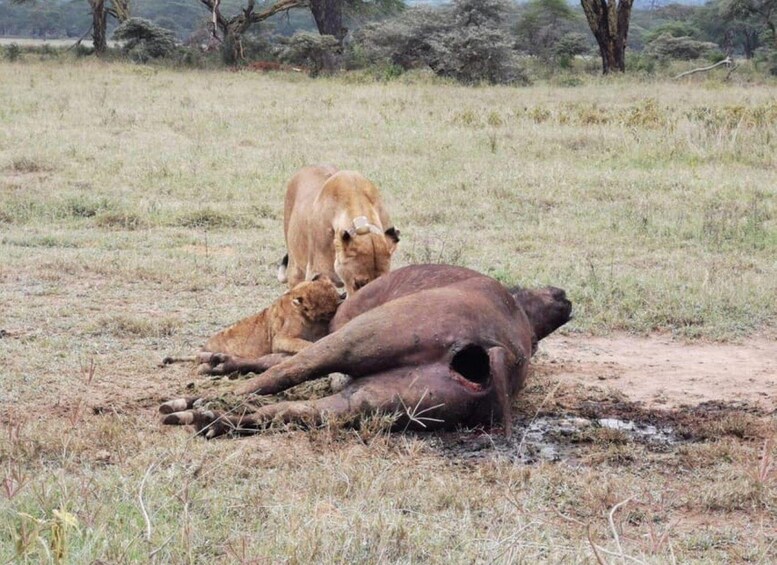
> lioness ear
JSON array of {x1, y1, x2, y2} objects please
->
[
  {"x1": 341, "y1": 231, "x2": 352, "y2": 243},
  {"x1": 385, "y1": 227, "x2": 400, "y2": 243},
  {"x1": 292, "y1": 296, "x2": 303, "y2": 308},
  {"x1": 311, "y1": 273, "x2": 321, "y2": 281}
]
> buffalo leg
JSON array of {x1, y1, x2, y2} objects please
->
[
  {"x1": 233, "y1": 300, "x2": 452, "y2": 396},
  {"x1": 162, "y1": 364, "x2": 494, "y2": 438}
]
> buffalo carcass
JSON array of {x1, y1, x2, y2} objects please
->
[{"x1": 161, "y1": 265, "x2": 571, "y2": 437}]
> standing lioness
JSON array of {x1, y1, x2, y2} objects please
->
[{"x1": 278, "y1": 166, "x2": 400, "y2": 295}]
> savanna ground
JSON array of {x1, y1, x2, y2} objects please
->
[{"x1": 1, "y1": 56, "x2": 776, "y2": 563}]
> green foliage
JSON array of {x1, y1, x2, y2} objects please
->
[
  {"x1": 720, "y1": 0, "x2": 777, "y2": 50},
  {"x1": 514, "y1": 0, "x2": 581, "y2": 59},
  {"x1": 756, "y1": 48, "x2": 777, "y2": 73},
  {"x1": 646, "y1": 34, "x2": 723, "y2": 61},
  {"x1": 554, "y1": 32, "x2": 590, "y2": 68},
  {"x1": 113, "y1": 18, "x2": 178, "y2": 63},
  {"x1": 354, "y1": 0, "x2": 527, "y2": 85},
  {"x1": 4, "y1": 43, "x2": 22, "y2": 62},
  {"x1": 643, "y1": 21, "x2": 703, "y2": 44},
  {"x1": 278, "y1": 32, "x2": 341, "y2": 76}
]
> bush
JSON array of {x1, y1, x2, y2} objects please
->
[
  {"x1": 113, "y1": 18, "x2": 178, "y2": 63},
  {"x1": 353, "y1": 0, "x2": 528, "y2": 85},
  {"x1": 554, "y1": 32, "x2": 589, "y2": 68},
  {"x1": 4, "y1": 43, "x2": 21, "y2": 62},
  {"x1": 278, "y1": 32, "x2": 341, "y2": 77},
  {"x1": 754, "y1": 48, "x2": 777, "y2": 76},
  {"x1": 646, "y1": 34, "x2": 722, "y2": 61}
]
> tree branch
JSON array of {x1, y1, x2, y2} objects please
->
[
  {"x1": 247, "y1": 0, "x2": 309, "y2": 26},
  {"x1": 674, "y1": 56, "x2": 733, "y2": 79}
]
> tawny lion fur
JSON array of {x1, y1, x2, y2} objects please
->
[
  {"x1": 279, "y1": 165, "x2": 400, "y2": 295},
  {"x1": 162, "y1": 277, "x2": 342, "y2": 372}
]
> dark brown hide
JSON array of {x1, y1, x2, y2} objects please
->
[{"x1": 161, "y1": 265, "x2": 571, "y2": 437}]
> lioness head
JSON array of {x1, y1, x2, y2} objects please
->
[
  {"x1": 289, "y1": 275, "x2": 344, "y2": 322},
  {"x1": 333, "y1": 227, "x2": 400, "y2": 294}
]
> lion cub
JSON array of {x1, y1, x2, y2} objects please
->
[{"x1": 162, "y1": 276, "x2": 342, "y2": 372}]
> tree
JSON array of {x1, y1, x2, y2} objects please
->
[
  {"x1": 309, "y1": 0, "x2": 346, "y2": 40},
  {"x1": 196, "y1": 0, "x2": 402, "y2": 64},
  {"x1": 514, "y1": 0, "x2": 578, "y2": 59},
  {"x1": 356, "y1": 0, "x2": 527, "y2": 85},
  {"x1": 278, "y1": 31, "x2": 341, "y2": 75},
  {"x1": 722, "y1": 0, "x2": 777, "y2": 49},
  {"x1": 580, "y1": 0, "x2": 634, "y2": 73},
  {"x1": 89, "y1": 0, "x2": 130, "y2": 53},
  {"x1": 646, "y1": 33, "x2": 721, "y2": 60},
  {"x1": 198, "y1": 0, "x2": 308, "y2": 62},
  {"x1": 113, "y1": 17, "x2": 178, "y2": 61}
]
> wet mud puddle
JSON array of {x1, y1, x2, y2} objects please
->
[{"x1": 432, "y1": 413, "x2": 680, "y2": 464}]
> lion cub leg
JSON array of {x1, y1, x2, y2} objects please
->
[{"x1": 271, "y1": 336, "x2": 314, "y2": 355}]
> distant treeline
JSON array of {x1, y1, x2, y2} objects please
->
[
  {"x1": 2, "y1": 0, "x2": 776, "y2": 80},
  {"x1": 1, "y1": 0, "x2": 771, "y2": 60},
  {"x1": 0, "y1": 0, "x2": 316, "y2": 40}
]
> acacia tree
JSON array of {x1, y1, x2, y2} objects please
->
[
  {"x1": 90, "y1": 0, "x2": 130, "y2": 53},
  {"x1": 515, "y1": 0, "x2": 578, "y2": 59},
  {"x1": 198, "y1": 0, "x2": 308, "y2": 62},
  {"x1": 723, "y1": 0, "x2": 777, "y2": 48},
  {"x1": 580, "y1": 0, "x2": 634, "y2": 73}
]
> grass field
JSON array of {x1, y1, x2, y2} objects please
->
[{"x1": 1, "y1": 58, "x2": 776, "y2": 563}]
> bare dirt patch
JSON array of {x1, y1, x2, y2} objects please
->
[{"x1": 539, "y1": 333, "x2": 777, "y2": 412}]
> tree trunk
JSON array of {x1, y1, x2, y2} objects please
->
[
  {"x1": 309, "y1": 0, "x2": 345, "y2": 41},
  {"x1": 90, "y1": 0, "x2": 107, "y2": 54},
  {"x1": 743, "y1": 29, "x2": 758, "y2": 59},
  {"x1": 581, "y1": 0, "x2": 633, "y2": 74}
]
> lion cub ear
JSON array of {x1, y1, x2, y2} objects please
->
[
  {"x1": 385, "y1": 227, "x2": 400, "y2": 243},
  {"x1": 292, "y1": 296, "x2": 304, "y2": 308},
  {"x1": 311, "y1": 273, "x2": 322, "y2": 281}
]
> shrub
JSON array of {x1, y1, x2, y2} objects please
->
[
  {"x1": 354, "y1": 0, "x2": 528, "y2": 85},
  {"x1": 646, "y1": 34, "x2": 722, "y2": 61},
  {"x1": 113, "y1": 18, "x2": 178, "y2": 63},
  {"x1": 554, "y1": 32, "x2": 590, "y2": 68},
  {"x1": 4, "y1": 43, "x2": 21, "y2": 62},
  {"x1": 277, "y1": 32, "x2": 341, "y2": 77}
]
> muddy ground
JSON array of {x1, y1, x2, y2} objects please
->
[{"x1": 434, "y1": 333, "x2": 777, "y2": 462}]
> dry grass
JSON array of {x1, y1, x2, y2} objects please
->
[{"x1": 0, "y1": 59, "x2": 776, "y2": 563}]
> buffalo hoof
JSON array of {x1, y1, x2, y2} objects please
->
[{"x1": 161, "y1": 409, "x2": 230, "y2": 439}]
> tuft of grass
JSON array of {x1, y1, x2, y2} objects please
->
[
  {"x1": 94, "y1": 210, "x2": 148, "y2": 230},
  {"x1": 175, "y1": 208, "x2": 246, "y2": 229},
  {"x1": 90, "y1": 314, "x2": 180, "y2": 338},
  {"x1": 5, "y1": 157, "x2": 52, "y2": 173}
]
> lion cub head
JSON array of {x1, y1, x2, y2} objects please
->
[
  {"x1": 287, "y1": 275, "x2": 344, "y2": 322},
  {"x1": 333, "y1": 227, "x2": 399, "y2": 295}
]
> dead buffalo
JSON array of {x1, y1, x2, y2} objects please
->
[{"x1": 160, "y1": 264, "x2": 571, "y2": 438}]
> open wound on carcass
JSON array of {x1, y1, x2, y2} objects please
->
[{"x1": 450, "y1": 344, "x2": 490, "y2": 391}]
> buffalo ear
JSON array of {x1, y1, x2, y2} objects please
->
[
  {"x1": 385, "y1": 227, "x2": 400, "y2": 243},
  {"x1": 341, "y1": 230, "x2": 352, "y2": 243}
]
